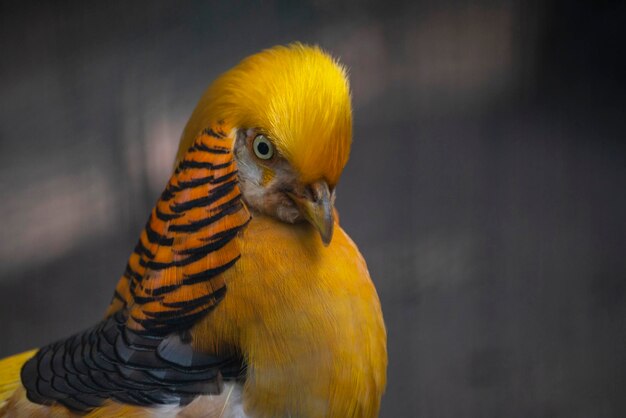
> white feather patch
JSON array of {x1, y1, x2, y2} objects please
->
[{"x1": 175, "y1": 383, "x2": 249, "y2": 418}]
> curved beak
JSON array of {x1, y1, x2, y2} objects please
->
[{"x1": 287, "y1": 180, "x2": 335, "y2": 246}]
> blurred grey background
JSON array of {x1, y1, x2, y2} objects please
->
[{"x1": 1, "y1": 1, "x2": 625, "y2": 417}]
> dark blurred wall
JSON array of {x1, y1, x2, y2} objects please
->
[{"x1": 1, "y1": 1, "x2": 625, "y2": 417}]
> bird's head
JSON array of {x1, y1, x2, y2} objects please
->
[{"x1": 177, "y1": 43, "x2": 352, "y2": 245}]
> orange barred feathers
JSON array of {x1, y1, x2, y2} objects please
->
[{"x1": 107, "y1": 123, "x2": 250, "y2": 336}]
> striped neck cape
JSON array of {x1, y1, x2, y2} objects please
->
[{"x1": 21, "y1": 124, "x2": 251, "y2": 412}]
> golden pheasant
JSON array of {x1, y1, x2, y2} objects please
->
[{"x1": 0, "y1": 43, "x2": 387, "y2": 418}]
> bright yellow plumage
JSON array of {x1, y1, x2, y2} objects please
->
[
  {"x1": 0, "y1": 43, "x2": 386, "y2": 418},
  {"x1": 194, "y1": 216, "x2": 387, "y2": 418},
  {"x1": 0, "y1": 351, "x2": 36, "y2": 410}
]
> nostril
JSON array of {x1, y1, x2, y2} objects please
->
[
  {"x1": 309, "y1": 180, "x2": 330, "y2": 204},
  {"x1": 307, "y1": 185, "x2": 320, "y2": 202}
]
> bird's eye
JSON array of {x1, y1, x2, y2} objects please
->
[{"x1": 252, "y1": 134, "x2": 274, "y2": 160}]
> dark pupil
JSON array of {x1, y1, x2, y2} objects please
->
[{"x1": 257, "y1": 141, "x2": 270, "y2": 155}]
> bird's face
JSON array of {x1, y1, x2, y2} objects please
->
[
  {"x1": 178, "y1": 44, "x2": 351, "y2": 246},
  {"x1": 234, "y1": 127, "x2": 335, "y2": 245}
]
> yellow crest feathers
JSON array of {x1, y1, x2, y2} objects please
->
[{"x1": 178, "y1": 43, "x2": 352, "y2": 187}]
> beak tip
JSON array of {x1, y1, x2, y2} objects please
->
[
  {"x1": 319, "y1": 208, "x2": 334, "y2": 246},
  {"x1": 321, "y1": 230, "x2": 333, "y2": 247}
]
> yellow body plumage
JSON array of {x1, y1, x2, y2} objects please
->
[{"x1": 193, "y1": 216, "x2": 387, "y2": 418}]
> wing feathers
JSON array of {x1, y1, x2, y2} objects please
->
[{"x1": 22, "y1": 311, "x2": 243, "y2": 412}]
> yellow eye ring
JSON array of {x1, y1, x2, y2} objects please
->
[{"x1": 253, "y1": 134, "x2": 274, "y2": 160}]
